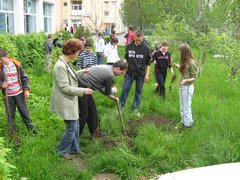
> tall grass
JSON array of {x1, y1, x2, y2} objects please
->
[{"x1": 0, "y1": 48, "x2": 239, "y2": 179}]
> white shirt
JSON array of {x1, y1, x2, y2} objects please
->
[
  {"x1": 95, "y1": 38, "x2": 105, "y2": 53},
  {"x1": 104, "y1": 43, "x2": 120, "y2": 63}
]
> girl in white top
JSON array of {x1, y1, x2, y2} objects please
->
[
  {"x1": 104, "y1": 37, "x2": 120, "y2": 65},
  {"x1": 95, "y1": 32, "x2": 105, "y2": 64}
]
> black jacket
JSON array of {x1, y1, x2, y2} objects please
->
[{"x1": 125, "y1": 41, "x2": 151, "y2": 76}]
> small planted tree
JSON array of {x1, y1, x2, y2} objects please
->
[
  {"x1": 73, "y1": 25, "x2": 91, "y2": 40},
  {"x1": 215, "y1": 35, "x2": 240, "y2": 83}
]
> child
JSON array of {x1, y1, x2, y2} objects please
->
[
  {"x1": 174, "y1": 43, "x2": 197, "y2": 127},
  {"x1": 104, "y1": 37, "x2": 120, "y2": 65},
  {"x1": 0, "y1": 49, "x2": 38, "y2": 143},
  {"x1": 151, "y1": 41, "x2": 175, "y2": 97},
  {"x1": 77, "y1": 41, "x2": 97, "y2": 70}
]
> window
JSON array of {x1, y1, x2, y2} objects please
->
[
  {"x1": 111, "y1": 1, "x2": 117, "y2": 8},
  {"x1": 0, "y1": 0, "x2": 14, "y2": 34},
  {"x1": 104, "y1": 1, "x2": 109, "y2": 8},
  {"x1": 104, "y1": 11, "x2": 109, "y2": 16},
  {"x1": 71, "y1": 19, "x2": 82, "y2": 27},
  {"x1": 43, "y1": 3, "x2": 52, "y2": 33},
  {"x1": 63, "y1": 2, "x2": 67, "y2": 6},
  {"x1": 24, "y1": 0, "x2": 36, "y2": 33},
  {"x1": 72, "y1": 1, "x2": 82, "y2": 10}
]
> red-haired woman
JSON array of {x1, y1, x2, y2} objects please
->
[{"x1": 50, "y1": 38, "x2": 93, "y2": 159}]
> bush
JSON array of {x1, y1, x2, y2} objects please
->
[
  {"x1": 0, "y1": 135, "x2": 16, "y2": 180},
  {"x1": 73, "y1": 25, "x2": 91, "y2": 40}
]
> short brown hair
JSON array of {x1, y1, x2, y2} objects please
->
[
  {"x1": 62, "y1": 38, "x2": 83, "y2": 55},
  {"x1": 161, "y1": 41, "x2": 168, "y2": 46},
  {"x1": 113, "y1": 60, "x2": 127, "y2": 70},
  {"x1": 48, "y1": 34, "x2": 52, "y2": 38},
  {"x1": 0, "y1": 49, "x2": 8, "y2": 58}
]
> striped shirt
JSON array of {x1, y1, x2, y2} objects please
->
[
  {"x1": 77, "y1": 50, "x2": 97, "y2": 70},
  {"x1": 3, "y1": 61, "x2": 22, "y2": 96}
]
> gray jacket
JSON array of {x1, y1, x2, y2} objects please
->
[
  {"x1": 45, "y1": 39, "x2": 53, "y2": 54},
  {"x1": 50, "y1": 57, "x2": 85, "y2": 120}
]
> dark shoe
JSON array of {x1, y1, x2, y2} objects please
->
[{"x1": 32, "y1": 129, "x2": 38, "y2": 136}]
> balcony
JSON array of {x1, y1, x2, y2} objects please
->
[{"x1": 71, "y1": 10, "x2": 90, "y2": 17}]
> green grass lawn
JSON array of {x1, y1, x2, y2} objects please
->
[{"x1": 0, "y1": 47, "x2": 240, "y2": 179}]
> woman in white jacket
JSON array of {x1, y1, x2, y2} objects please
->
[{"x1": 104, "y1": 37, "x2": 120, "y2": 65}]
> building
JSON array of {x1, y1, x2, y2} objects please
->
[
  {"x1": 0, "y1": 0, "x2": 55, "y2": 34},
  {"x1": 56, "y1": 0, "x2": 125, "y2": 34}
]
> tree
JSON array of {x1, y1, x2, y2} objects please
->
[
  {"x1": 82, "y1": 0, "x2": 104, "y2": 33},
  {"x1": 120, "y1": 0, "x2": 162, "y2": 30}
]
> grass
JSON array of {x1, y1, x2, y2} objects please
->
[{"x1": 0, "y1": 47, "x2": 240, "y2": 179}]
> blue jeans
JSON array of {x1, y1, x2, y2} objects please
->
[
  {"x1": 119, "y1": 73, "x2": 144, "y2": 111},
  {"x1": 56, "y1": 120, "x2": 80, "y2": 157},
  {"x1": 97, "y1": 52, "x2": 104, "y2": 64}
]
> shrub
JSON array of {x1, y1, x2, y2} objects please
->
[
  {"x1": 0, "y1": 135, "x2": 16, "y2": 180},
  {"x1": 73, "y1": 25, "x2": 91, "y2": 40}
]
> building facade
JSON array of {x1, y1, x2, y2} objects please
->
[
  {"x1": 56, "y1": 0, "x2": 125, "y2": 34},
  {"x1": 0, "y1": 0, "x2": 55, "y2": 34}
]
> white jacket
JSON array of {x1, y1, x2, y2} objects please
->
[{"x1": 104, "y1": 43, "x2": 120, "y2": 63}]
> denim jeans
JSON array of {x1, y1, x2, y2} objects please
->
[
  {"x1": 179, "y1": 84, "x2": 194, "y2": 127},
  {"x1": 97, "y1": 52, "x2": 104, "y2": 64},
  {"x1": 119, "y1": 73, "x2": 144, "y2": 110},
  {"x1": 56, "y1": 120, "x2": 80, "y2": 156}
]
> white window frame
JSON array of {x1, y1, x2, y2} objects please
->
[
  {"x1": 43, "y1": 3, "x2": 52, "y2": 33},
  {"x1": 0, "y1": 0, "x2": 14, "y2": 34},
  {"x1": 24, "y1": 0, "x2": 36, "y2": 33},
  {"x1": 111, "y1": 1, "x2": 117, "y2": 8},
  {"x1": 71, "y1": 1, "x2": 82, "y2": 11}
]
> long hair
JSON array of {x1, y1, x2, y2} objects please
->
[{"x1": 179, "y1": 43, "x2": 194, "y2": 74}]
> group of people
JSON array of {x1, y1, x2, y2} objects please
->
[{"x1": 0, "y1": 27, "x2": 197, "y2": 159}]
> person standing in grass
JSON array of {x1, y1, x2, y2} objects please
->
[
  {"x1": 104, "y1": 37, "x2": 120, "y2": 65},
  {"x1": 0, "y1": 48, "x2": 38, "y2": 143},
  {"x1": 174, "y1": 43, "x2": 197, "y2": 127},
  {"x1": 151, "y1": 41, "x2": 175, "y2": 97},
  {"x1": 95, "y1": 32, "x2": 105, "y2": 64},
  {"x1": 78, "y1": 60, "x2": 126, "y2": 138},
  {"x1": 50, "y1": 38, "x2": 93, "y2": 160},
  {"x1": 77, "y1": 41, "x2": 97, "y2": 70},
  {"x1": 119, "y1": 31, "x2": 151, "y2": 113},
  {"x1": 44, "y1": 34, "x2": 53, "y2": 73}
]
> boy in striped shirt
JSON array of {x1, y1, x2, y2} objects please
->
[{"x1": 0, "y1": 49, "x2": 38, "y2": 142}]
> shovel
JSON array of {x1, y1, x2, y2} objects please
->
[{"x1": 114, "y1": 93, "x2": 127, "y2": 136}]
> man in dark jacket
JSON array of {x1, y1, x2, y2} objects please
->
[
  {"x1": 119, "y1": 31, "x2": 151, "y2": 112},
  {"x1": 0, "y1": 49, "x2": 38, "y2": 142}
]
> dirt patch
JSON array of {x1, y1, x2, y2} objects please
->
[
  {"x1": 92, "y1": 173, "x2": 119, "y2": 180},
  {"x1": 128, "y1": 115, "x2": 176, "y2": 137},
  {"x1": 101, "y1": 138, "x2": 119, "y2": 149}
]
